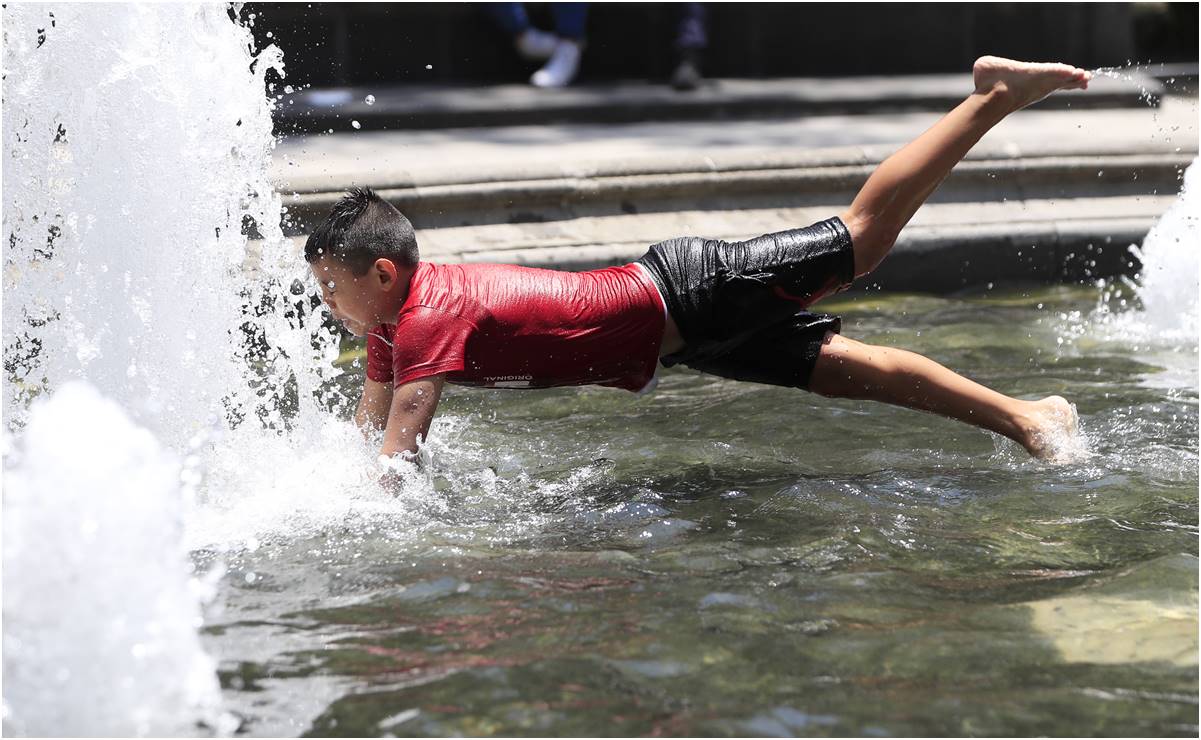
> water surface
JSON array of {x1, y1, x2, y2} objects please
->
[{"x1": 205, "y1": 284, "x2": 1198, "y2": 737}]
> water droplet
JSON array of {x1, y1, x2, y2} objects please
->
[
  {"x1": 425, "y1": 64, "x2": 433, "y2": 70},
  {"x1": 244, "y1": 572, "x2": 257, "y2": 584},
  {"x1": 283, "y1": 84, "x2": 294, "y2": 94},
  {"x1": 364, "y1": 94, "x2": 376, "y2": 105},
  {"x1": 351, "y1": 120, "x2": 361, "y2": 130}
]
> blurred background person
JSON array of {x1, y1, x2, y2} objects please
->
[
  {"x1": 671, "y1": 2, "x2": 707, "y2": 91},
  {"x1": 483, "y1": 2, "x2": 589, "y2": 88}
]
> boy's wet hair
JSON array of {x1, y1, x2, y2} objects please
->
[{"x1": 304, "y1": 187, "x2": 418, "y2": 274}]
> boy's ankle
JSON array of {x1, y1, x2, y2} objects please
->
[
  {"x1": 969, "y1": 85, "x2": 1018, "y2": 120},
  {"x1": 1011, "y1": 407, "x2": 1039, "y2": 446}
]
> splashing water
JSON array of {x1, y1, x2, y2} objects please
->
[
  {"x1": 1058, "y1": 67, "x2": 1197, "y2": 329},
  {"x1": 1045, "y1": 65, "x2": 1198, "y2": 390},
  {"x1": 1057, "y1": 157, "x2": 1201, "y2": 371},
  {"x1": 2, "y1": 5, "x2": 334, "y2": 445},
  {"x1": 3, "y1": 383, "x2": 233, "y2": 736},
  {"x1": 1091, "y1": 65, "x2": 1162, "y2": 107},
  {"x1": 1, "y1": 5, "x2": 343, "y2": 734},
  {"x1": 1122, "y1": 157, "x2": 1200, "y2": 343}
]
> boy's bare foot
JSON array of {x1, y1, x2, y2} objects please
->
[
  {"x1": 1019, "y1": 395, "x2": 1086, "y2": 463},
  {"x1": 973, "y1": 56, "x2": 1091, "y2": 112}
]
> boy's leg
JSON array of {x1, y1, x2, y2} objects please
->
[
  {"x1": 808, "y1": 333, "x2": 1079, "y2": 461},
  {"x1": 840, "y1": 57, "x2": 1091, "y2": 277}
]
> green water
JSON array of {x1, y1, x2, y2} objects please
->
[{"x1": 205, "y1": 285, "x2": 1198, "y2": 737}]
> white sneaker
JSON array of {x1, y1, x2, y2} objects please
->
[
  {"x1": 515, "y1": 28, "x2": 558, "y2": 60},
  {"x1": 530, "y1": 40, "x2": 582, "y2": 88}
]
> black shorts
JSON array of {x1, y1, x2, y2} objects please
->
[{"x1": 636, "y1": 217, "x2": 855, "y2": 390}]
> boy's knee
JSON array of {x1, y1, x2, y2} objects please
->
[
  {"x1": 840, "y1": 210, "x2": 898, "y2": 277},
  {"x1": 811, "y1": 335, "x2": 901, "y2": 399},
  {"x1": 839, "y1": 210, "x2": 866, "y2": 248},
  {"x1": 810, "y1": 333, "x2": 861, "y2": 398}
]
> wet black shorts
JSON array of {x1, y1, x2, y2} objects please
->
[{"x1": 636, "y1": 217, "x2": 856, "y2": 390}]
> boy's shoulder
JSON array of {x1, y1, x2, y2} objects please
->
[
  {"x1": 395, "y1": 261, "x2": 496, "y2": 327},
  {"x1": 405, "y1": 260, "x2": 545, "y2": 305}
]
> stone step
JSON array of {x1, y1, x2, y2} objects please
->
[
  {"x1": 280, "y1": 149, "x2": 1191, "y2": 234},
  {"x1": 282, "y1": 194, "x2": 1173, "y2": 293}
]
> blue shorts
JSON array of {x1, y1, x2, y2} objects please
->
[{"x1": 636, "y1": 217, "x2": 855, "y2": 389}]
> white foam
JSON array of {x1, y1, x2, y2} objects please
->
[
  {"x1": 181, "y1": 415, "x2": 444, "y2": 552},
  {"x1": 2, "y1": 382, "x2": 235, "y2": 736}
]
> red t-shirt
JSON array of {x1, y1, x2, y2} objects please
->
[{"x1": 366, "y1": 262, "x2": 665, "y2": 392}]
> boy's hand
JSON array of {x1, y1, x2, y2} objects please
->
[{"x1": 375, "y1": 451, "x2": 420, "y2": 492}]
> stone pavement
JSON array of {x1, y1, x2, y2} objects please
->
[{"x1": 269, "y1": 72, "x2": 1199, "y2": 293}]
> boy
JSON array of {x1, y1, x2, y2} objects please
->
[{"x1": 306, "y1": 57, "x2": 1088, "y2": 471}]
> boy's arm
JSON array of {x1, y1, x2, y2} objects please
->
[
  {"x1": 379, "y1": 374, "x2": 446, "y2": 460},
  {"x1": 354, "y1": 377, "x2": 394, "y2": 435}
]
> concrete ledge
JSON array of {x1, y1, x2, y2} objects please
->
[
  {"x1": 277, "y1": 139, "x2": 1190, "y2": 194},
  {"x1": 863, "y1": 218, "x2": 1149, "y2": 293},
  {"x1": 275, "y1": 73, "x2": 1163, "y2": 134},
  {"x1": 409, "y1": 195, "x2": 1171, "y2": 257},
  {"x1": 280, "y1": 150, "x2": 1191, "y2": 234}
]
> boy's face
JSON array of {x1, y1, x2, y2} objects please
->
[{"x1": 310, "y1": 257, "x2": 398, "y2": 337}]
